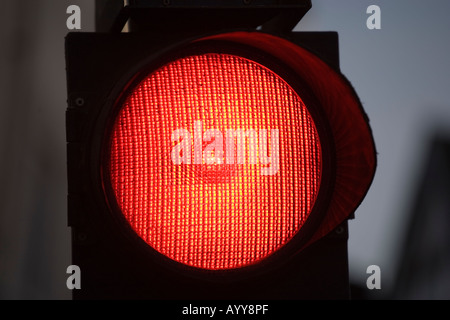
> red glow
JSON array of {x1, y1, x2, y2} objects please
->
[{"x1": 108, "y1": 53, "x2": 322, "y2": 270}]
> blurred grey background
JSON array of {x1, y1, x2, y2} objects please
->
[{"x1": 1, "y1": 0, "x2": 449, "y2": 299}]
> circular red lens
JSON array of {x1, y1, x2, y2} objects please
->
[{"x1": 108, "y1": 52, "x2": 322, "y2": 270}]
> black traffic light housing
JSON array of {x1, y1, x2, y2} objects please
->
[{"x1": 66, "y1": 0, "x2": 374, "y2": 300}]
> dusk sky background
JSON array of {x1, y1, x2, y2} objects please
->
[
  {"x1": 296, "y1": 0, "x2": 450, "y2": 295},
  {"x1": 1, "y1": 0, "x2": 449, "y2": 299}
]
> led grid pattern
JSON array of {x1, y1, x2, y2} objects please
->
[{"x1": 109, "y1": 53, "x2": 321, "y2": 270}]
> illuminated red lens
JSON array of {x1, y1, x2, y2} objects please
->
[{"x1": 108, "y1": 53, "x2": 321, "y2": 270}]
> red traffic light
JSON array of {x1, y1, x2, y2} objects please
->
[
  {"x1": 65, "y1": 23, "x2": 376, "y2": 299},
  {"x1": 108, "y1": 49, "x2": 322, "y2": 270},
  {"x1": 102, "y1": 32, "x2": 375, "y2": 272}
]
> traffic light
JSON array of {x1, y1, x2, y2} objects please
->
[{"x1": 65, "y1": 0, "x2": 376, "y2": 300}]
